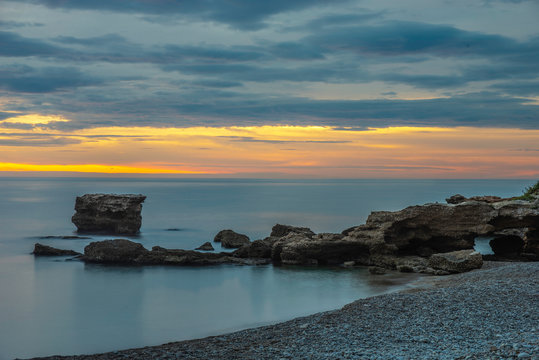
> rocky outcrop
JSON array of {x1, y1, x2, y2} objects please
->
[
  {"x1": 428, "y1": 250, "x2": 483, "y2": 273},
  {"x1": 195, "y1": 242, "x2": 214, "y2": 251},
  {"x1": 241, "y1": 197, "x2": 538, "y2": 272},
  {"x1": 81, "y1": 239, "x2": 270, "y2": 266},
  {"x1": 83, "y1": 239, "x2": 147, "y2": 263},
  {"x1": 446, "y1": 194, "x2": 509, "y2": 204},
  {"x1": 72, "y1": 194, "x2": 146, "y2": 234},
  {"x1": 270, "y1": 224, "x2": 315, "y2": 238},
  {"x1": 213, "y1": 230, "x2": 250, "y2": 248},
  {"x1": 32, "y1": 243, "x2": 81, "y2": 256},
  {"x1": 234, "y1": 236, "x2": 279, "y2": 258}
]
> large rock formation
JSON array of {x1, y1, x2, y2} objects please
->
[
  {"x1": 214, "y1": 229, "x2": 250, "y2": 248},
  {"x1": 232, "y1": 196, "x2": 538, "y2": 273},
  {"x1": 71, "y1": 194, "x2": 146, "y2": 234}
]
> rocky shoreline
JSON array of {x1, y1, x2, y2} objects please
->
[
  {"x1": 35, "y1": 191, "x2": 539, "y2": 275},
  {"x1": 25, "y1": 261, "x2": 538, "y2": 360}
]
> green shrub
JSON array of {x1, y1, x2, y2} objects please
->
[{"x1": 516, "y1": 180, "x2": 539, "y2": 201}]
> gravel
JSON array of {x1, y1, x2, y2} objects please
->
[{"x1": 26, "y1": 261, "x2": 538, "y2": 360}]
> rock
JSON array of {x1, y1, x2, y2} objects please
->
[
  {"x1": 446, "y1": 194, "x2": 507, "y2": 204},
  {"x1": 270, "y1": 224, "x2": 315, "y2": 238},
  {"x1": 214, "y1": 229, "x2": 250, "y2": 248},
  {"x1": 233, "y1": 237, "x2": 278, "y2": 258},
  {"x1": 278, "y1": 233, "x2": 368, "y2": 265},
  {"x1": 195, "y1": 242, "x2": 214, "y2": 251},
  {"x1": 80, "y1": 239, "x2": 266, "y2": 266},
  {"x1": 362, "y1": 202, "x2": 498, "y2": 255},
  {"x1": 71, "y1": 194, "x2": 146, "y2": 234},
  {"x1": 428, "y1": 249, "x2": 483, "y2": 273},
  {"x1": 368, "y1": 266, "x2": 386, "y2": 275},
  {"x1": 32, "y1": 243, "x2": 81, "y2": 256},
  {"x1": 83, "y1": 239, "x2": 148, "y2": 263},
  {"x1": 446, "y1": 194, "x2": 467, "y2": 204}
]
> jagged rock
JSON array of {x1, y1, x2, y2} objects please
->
[
  {"x1": 71, "y1": 194, "x2": 146, "y2": 234},
  {"x1": 428, "y1": 250, "x2": 483, "y2": 273},
  {"x1": 233, "y1": 236, "x2": 279, "y2": 258},
  {"x1": 358, "y1": 202, "x2": 498, "y2": 255},
  {"x1": 32, "y1": 243, "x2": 81, "y2": 256},
  {"x1": 213, "y1": 229, "x2": 250, "y2": 248},
  {"x1": 278, "y1": 233, "x2": 368, "y2": 265},
  {"x1": 270, "y1": 224, "x2": 315, "y2": 238},
  {"x1": 195, "y1": 242, "x2": 214, "y2": 251},
  {"x1": 83, "y1": 239, "x2": 148, "y2": 263}
]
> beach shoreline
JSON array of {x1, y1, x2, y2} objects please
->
[{"x1": 25, "y1": 261, "x2": 538, "y2": 360}]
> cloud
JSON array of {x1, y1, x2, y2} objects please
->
[
  {"x1": 13, "y1": 0, "x2": 347, "y2": 30},
  {"x1": 490, "y1": 80, "x2": 539, "y2": 96},
  {"x1": 0, "y1": 20, "x2": 44, "y2": 28},
  {"x1": 0, "y1": 64, "x2": 102, "y2": 92},
  {"x1": 304, "y1": 21, "x2": 521, "y2": 57},
  {"x1": 221, "y1": 136, "x2": 352, "y2": 144},
  {"x1": 288, "y1": 11, "x2": 385, "y2": 31},
  {"x1": 0, "y1": 31, "x2": 62, "y2": 57},
  {"x1": 190, "y1": 80, "x2": 244, "y2": 88}
]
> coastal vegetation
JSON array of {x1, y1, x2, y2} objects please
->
[{"x1": 517, "y1": 180, "x2": 539, "y2": 201}]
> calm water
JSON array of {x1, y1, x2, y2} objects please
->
[{"x1": 0, "y1": 178, "x2": 533, "y2": 359}]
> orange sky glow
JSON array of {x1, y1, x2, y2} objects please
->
[{"x1": 1, "y1": 114, "x2": 538, "y2": 178}]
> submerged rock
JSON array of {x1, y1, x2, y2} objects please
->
[
  {"x1": 195, "y1": 242, "x2": 214, "y2": 251},
  {"x1": 72, "y1": 194, "x2": 146, "y2": 234},
  {"x1": 214, "y1": 229, "x2": 250, "y2": 248},
  {"x1": 32, "y1": 243, "x2": 81, "y2": 256},
  {"x1": 428, "y1": 250, "x2": 483, "y2": 273}
]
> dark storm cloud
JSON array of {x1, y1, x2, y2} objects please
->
[
  {"x1": 13, "y1": 0, "x2": 347, "y2": 30},
  {"x1": 0, "y1": 64, "x2": 102, "y2": 92}
]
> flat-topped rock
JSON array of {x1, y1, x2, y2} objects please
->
[
  {"x1": 71, "y1": 193, "x2": 146, "y2": 234},
  {"x1": 80, "y1": 239, "x2": 270, "y2": 266},
  {"x1": 428, "y1": 249, "x2": 483, "y2": 273}
]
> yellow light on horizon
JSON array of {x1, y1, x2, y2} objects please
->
[{"x1": 0, "y1": 114, "x2": 70, "y2": 125}]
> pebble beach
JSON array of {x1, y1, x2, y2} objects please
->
[{"x1": 27, "y1": 261, "x2": 538, "y2": 360}]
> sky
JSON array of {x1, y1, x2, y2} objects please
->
[{"x1": 0, "y1": 0, "x2": 538, "y2": 178}]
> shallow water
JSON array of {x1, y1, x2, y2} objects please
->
[{"x1": 0, "y1": 178, "x2": 532, "y2": 359}]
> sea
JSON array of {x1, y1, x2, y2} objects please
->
[{"x1": 0, "y1": 178, "x2": 533, "y2": 359}]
